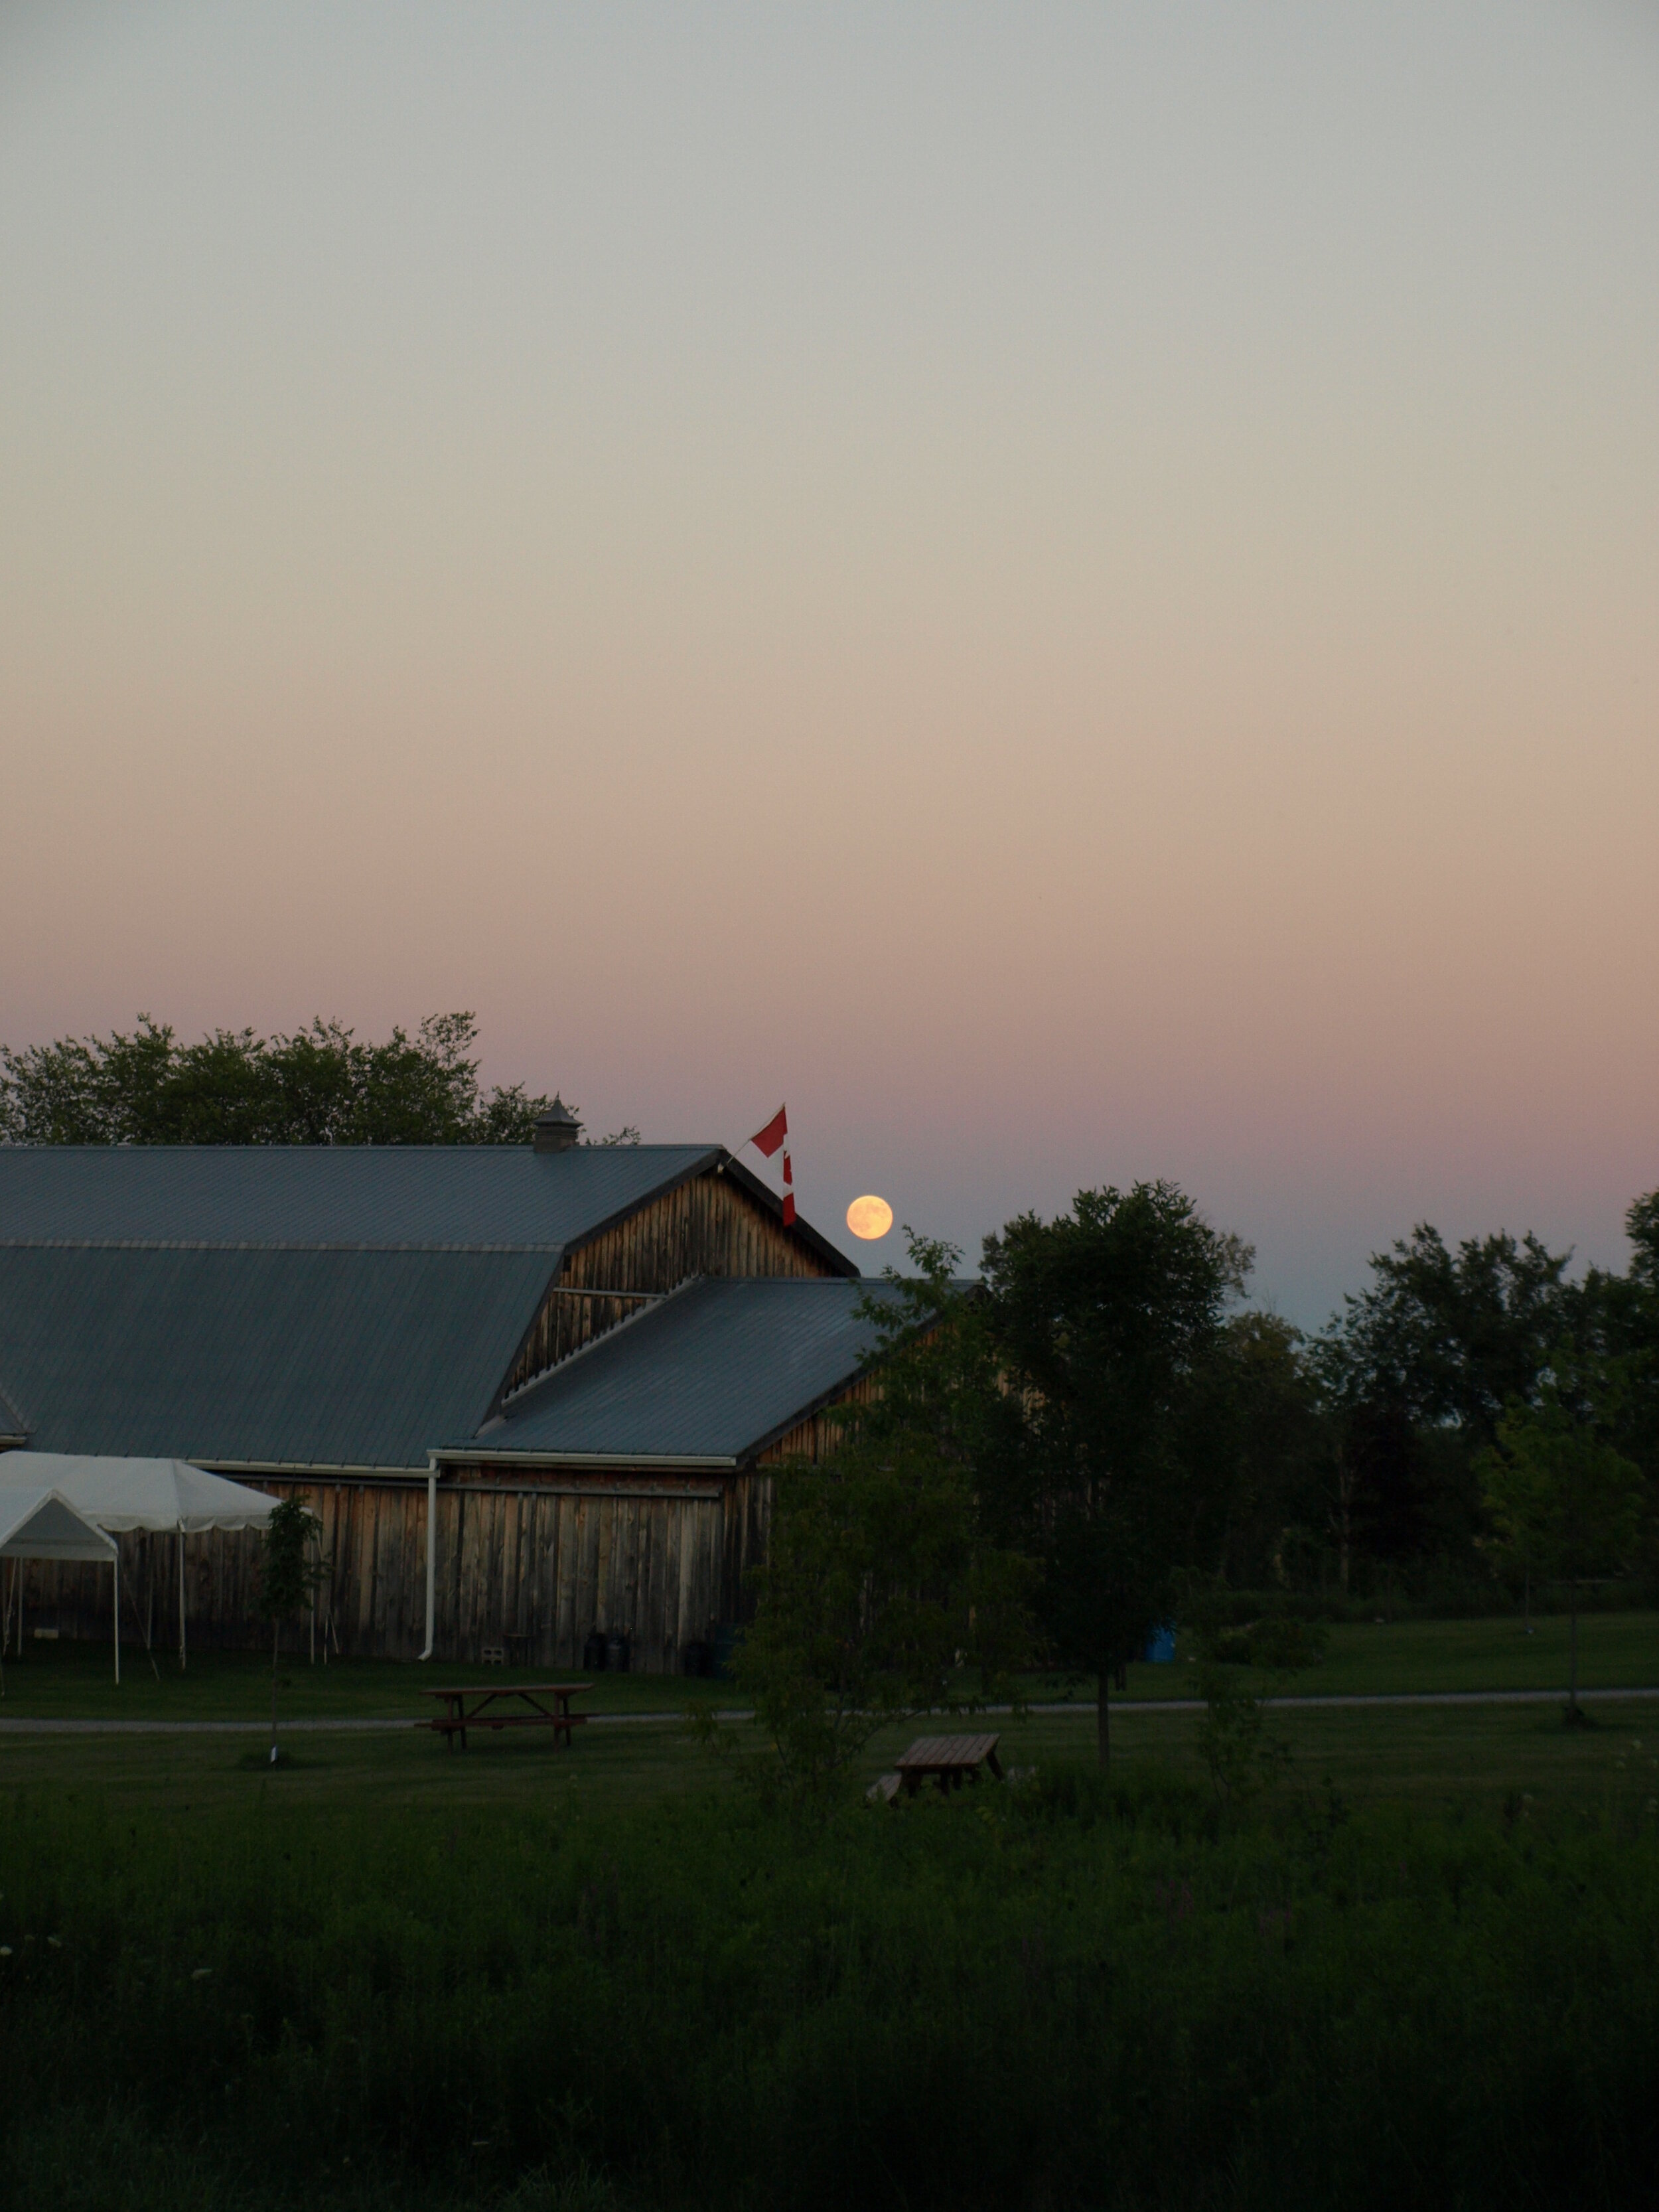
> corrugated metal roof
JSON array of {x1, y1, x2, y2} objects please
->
[
  {"x1": 451, "y1": 1277, "x2": 899, "y2": 1465},
  {"x1": 0, "y1": 1143, "x2": 720, "y2": 1251},
  {"x1": 0, "y1": 1377, "x2": 28, "y2": 1439},
  {"x1": 0, "y1": 1244, "x2": 553, "y2": 1467}
]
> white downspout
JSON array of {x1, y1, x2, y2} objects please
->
[{"x1": 420, "y1": 1460, "x2": 437, "y2": 1660}]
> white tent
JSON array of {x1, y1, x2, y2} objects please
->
[
  {"x1": 0, "y1": 1487, "x2": 121, "y2": 1681},
  {"x1": 0, "y1": 1455, "x2": 276, "y2": 1668}
]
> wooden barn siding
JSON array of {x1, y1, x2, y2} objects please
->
[
  {"x1": 757, "y1": 1374, "x2": 879, "y2": 1469},
  {"x1": 15, "y1": 1478, "x2": 735, "y2": 1668},
  {"x1": 10, "y1": 1378, "x2": 879, "y2": 1663},
  {"x1": 8, "y1": 1526, "x2": 272, "y2": 1658},
  {"x1": 504, "y1": 1167, "x2": 831, "y2": 1394},
  {"x1": 443, "y1": 1481, "x2": 729, "y2": 1670}
]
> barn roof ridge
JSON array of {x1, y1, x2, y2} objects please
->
[
  {"x1": 2, "y1": 1237, "x2": 571, "y2": 1253},
  {"x1": 0, "y1": 1141, "x2": 726, "y2": 1254}
]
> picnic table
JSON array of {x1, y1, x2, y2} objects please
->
[
  {"x1": 893, "y1": 1732, "x2": 1003, "y2": 1796},
  {"x1": 421, "y1": 1682, "x2": 591, "y2": 1751}
]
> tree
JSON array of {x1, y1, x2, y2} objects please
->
[
  {"x1": 1477, "y1": 1349, "x2": 1647, "y2": 1724},
  {"x1": 1314, "y1": 1225, "x2": 1573, "y2": 1578},
  {"x1": 259, "y1": 1497, "x2": 325, "y2": 1764},
  {"x1": 1188, "y1": 1312, "x2": 1325, "y2": 1590},
  {"x1": 977, "y1": 1183, "x2": 1249, "y2": 1769},
  {"x1": 1575, "y1": 1190, "x2": 1659, "y2": 1501},
  {"x1": 0, "y1": 1011, "x2": 598, "y2": 1146},
  {"x1": 733, "y1": 1241, "x2": 1032, "y2": 1802}
]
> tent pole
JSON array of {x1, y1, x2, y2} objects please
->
[{"x1": 178, "y1": 1525, "x2": 187, "y2": 1671}]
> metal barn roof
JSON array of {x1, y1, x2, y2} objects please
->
[
  {"x1": 0, "y1": 1244, "x2": 553, "y2": 1467},
  {"x1": 0, "y1": 1143, "x2": 721, "y2": 1251},
  {"x1": 0, "y1": 1143, "x2": 865, "y2": 1469},
  {"x1": 449, "y1": 1276, "x2": 899, "y2": 1467}
]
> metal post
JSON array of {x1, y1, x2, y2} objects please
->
[
  {"x1": 178, "y1": 1525, "x2": 187, "y2": 1670},
  {"x1": 113, "y1": 1548, "x2": 120, "y2": 1686}
]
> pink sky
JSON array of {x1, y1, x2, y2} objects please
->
[{"x1": 3, "y1": 2, "x2": 1656, "y2": 1321}]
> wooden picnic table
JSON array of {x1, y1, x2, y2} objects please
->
[
  {"x1": 894, "y1": 1732, "x2": 1003, "y2": 1796},
  {"x1": 421, "y1": 1682, "x2": 591, "y2": 1751}
]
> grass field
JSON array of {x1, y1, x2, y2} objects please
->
[
  {"x1": 3, "y1": 1607, "x2": 1655, "y2": 1722},
  {"x1": 3, "y1": 1690, "x2": 1658, "y2": 1819},
  {"x1": 4, "y1": 1618, "x2": 1658, "y2": 2211}
]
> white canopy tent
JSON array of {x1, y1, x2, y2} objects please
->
[
  {"x1": 0, "y1": 1455, "x2": 277, "y2": 1668},
  {"x1": 0, "y1": 1486, "x2": 121, "y2": 1681}
]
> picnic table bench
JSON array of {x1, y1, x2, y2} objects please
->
[
  {"x1": 891, "y1": 1732, "x2": 1003, "y2": 1796},
  {"x1": 421, "y1": 1682, "x2": 591, "y2": 1751}
]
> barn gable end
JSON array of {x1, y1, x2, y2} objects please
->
[{"x1": 498, "y1": 1155, "x2": 855, "y2": 1398}]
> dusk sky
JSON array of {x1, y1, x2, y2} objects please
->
[{"x1": 3, "y1": 2, "x2": 1656, "y2": 1323}]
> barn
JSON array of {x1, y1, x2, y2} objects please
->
[{"x1": 0, "y1": 1114, "x2": 892, "y2": 1668}]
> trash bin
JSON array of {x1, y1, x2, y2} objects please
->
[
  {"x1": 1143, "y1": 1623, "x2": 1177, "y2": 1664},
  {"x1": 582, "y1": 1629, "x2": 608, "y2": 1672},
  {"x1": 605, "y1": 1632, "x2": 630, "y2": 1674},
  {"x1": 682, "y1": 1639, "x2": 710, "y2": 1678}
]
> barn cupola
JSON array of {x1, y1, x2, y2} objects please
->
[{"x1": 532, "y1": 1098, "x2": 583, "y2": 1153}]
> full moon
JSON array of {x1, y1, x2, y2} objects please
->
[{"x1": 846, "y1": 1195, "x2": 894, "y2": 1241}]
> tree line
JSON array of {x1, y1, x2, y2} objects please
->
[
  {"x1": 0, "y1": 1012, "x2": 638, "y2": 1146},
  {"x1": 740, "y1": 1182, "x2": 1658, "y2": 1781}
]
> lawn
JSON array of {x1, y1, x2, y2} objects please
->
[
  {"x1": 1021, "y1": 1605, "x2": 1659, "y2": 1702},
  {"x1": 3, "y1": 1608, "x2": 1655, "y2": 1724},
  {"x1": 4, "y1": 1684, "x2": 1656, "y2": 1822}
]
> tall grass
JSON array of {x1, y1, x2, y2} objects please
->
[{"x1": 2, "y1": 1769, "x2": 1656, "y2": 2210}]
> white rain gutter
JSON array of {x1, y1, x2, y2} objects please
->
[
  {"x1": 431, "y1": 1448, "x2": 737, "y2": 1471},
  {"x1": 420, "y1": 1457, "x2": 437, "y2": 1661}
]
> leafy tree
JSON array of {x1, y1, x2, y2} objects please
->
[
  {"x1": 1477, "y1": 1349, "x2": 1647, "y2": 1722},
  {"x1": 977, "y1": 1183, "x2": 1249, "y2": 1769},
  {"x1": 259, "y1": 1497, "x2": 325, "y2": 1764},
  {"x1": 1315, "y1": 1225, "x2": 1573, "y2": 1578},
  {"x1": 1189, "y1": 1312, "x2": 1326, "y2": 1589},
  {"x1": 1574, "y1": 1191, "x2": 1659, "y2": 1499},
  {"x1": 733, "y1": 1240, "x2": 1032, "y2": 1802},
  {"x1": 0, "y1": 1011, "x2": 617, "y2": 1146}
]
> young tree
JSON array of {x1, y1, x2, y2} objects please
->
[
  {"x1": 735, "y1": 1242, "x2": 1032, "y2": 1801},
  {"x1": 1477, "y1": 1349, "x2": 1647, "y2": 1724},
  {"x1": 977, "y1": 1183, "x2": 1248, "y2": 1769},
  {"x1": 259, "y1": 1497, "x2": 325, "y2": 1764}
]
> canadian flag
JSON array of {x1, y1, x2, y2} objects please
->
[{"x1": 747, "y1": 1104, "x2": 795, "y2": 1226}]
